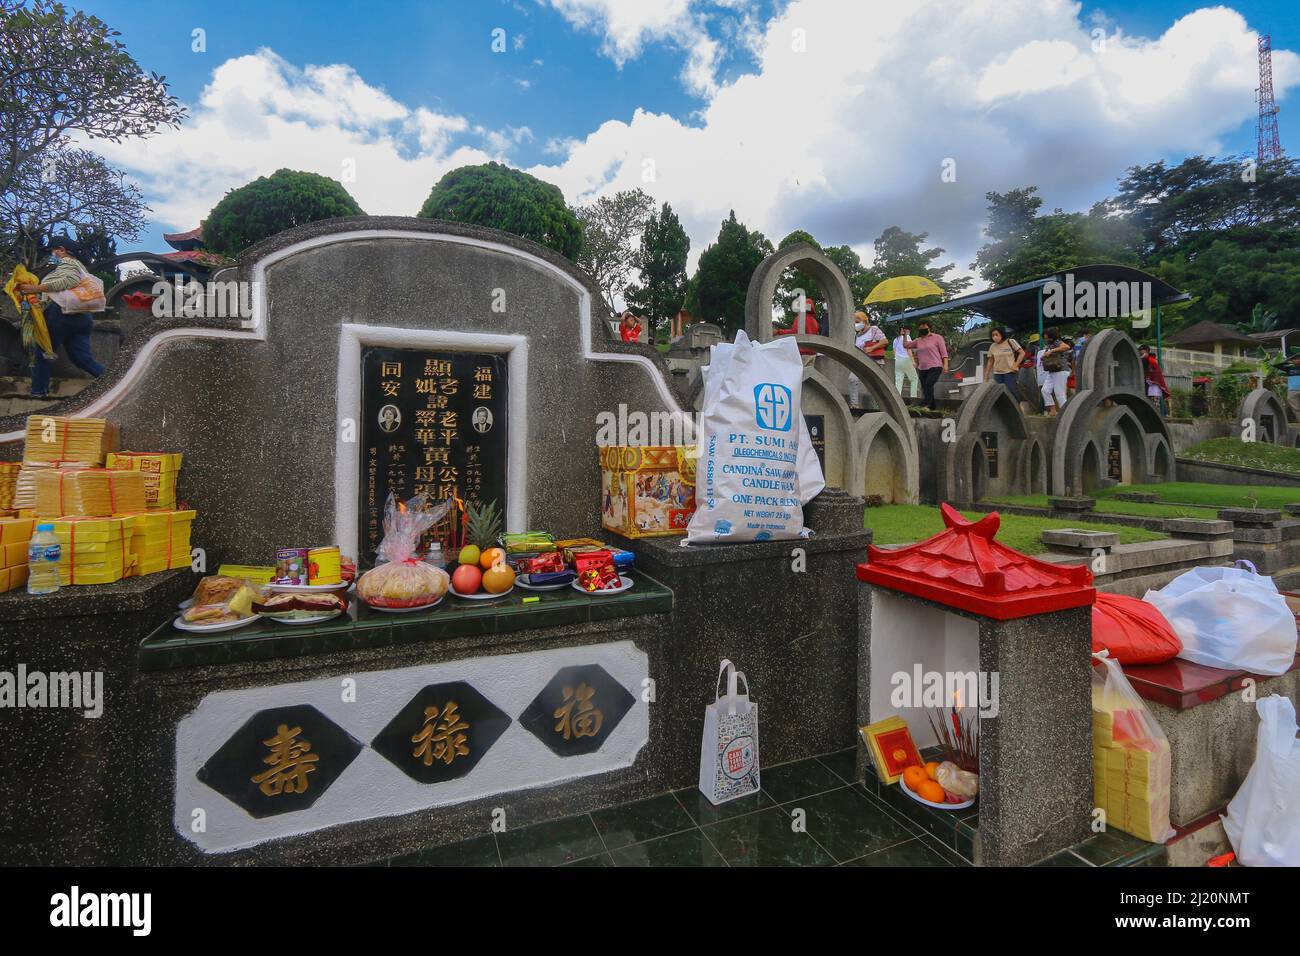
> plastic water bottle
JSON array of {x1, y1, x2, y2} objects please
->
[
  {"x1": 27, "y1": 523, "x2": 61, "y2": 595},
  {"x1": 424, "y1": 542, "x2": 446, "y2": 571}
]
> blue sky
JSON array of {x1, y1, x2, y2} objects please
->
[{"x1": 75, "y1": 0, "x2": 1300, "y2": 279}]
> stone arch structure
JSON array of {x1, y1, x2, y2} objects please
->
[
  {"x1": 1050, "y1": 329, "x2": 1176, "y2": 495},
  {"x1": 1237, "y1": 388, "x2": 1289, "y2": 444},
  {"x1": 800, "y1": 366, "x2": 855, "y2": 489},
  {"x1": 744, "y1": 244, "x2": 920, "y2": 503},
  {"x1": 937, "y1": 381, "x2": 1034, "y2": 502}
]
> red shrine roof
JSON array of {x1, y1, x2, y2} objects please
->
[
  {"x1": 158, "y1": 249, "x2": 229, "y2": 268},
  {"x1": 163, "y1": 227, "x2": 204, "y2": 250},
  {"x1": 857, "y1": 503, "x2": 1095, "y2": 620}
]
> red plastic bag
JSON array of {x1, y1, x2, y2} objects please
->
[{"x1": 1091, "y1": 592, "x2": 1182, "y2": 665}]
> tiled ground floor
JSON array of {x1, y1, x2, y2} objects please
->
[{"x1": 372, "y1": 748, "x2": 1167, "y2": 867}]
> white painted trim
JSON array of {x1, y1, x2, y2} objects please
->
[
  {"x1": 2, "y1": 227, "x2": 685, "y2": 441},
  {"x1": 337, "y1": 325, "x2": 529, "y2": 559},
  {"x1": 0, "y1": 326, "x2": 262, "y2": 444}
]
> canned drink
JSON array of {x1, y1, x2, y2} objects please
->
[
  {"x1": 307, "y1": 546, "x2": 342, "y2": 585},
  {"x1": 274, "y1": 547, "x2": 310, "y2": 585}
]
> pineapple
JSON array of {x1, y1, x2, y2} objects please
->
[{"x1": 466, "y1": 499, "x2": 503, "y2": 551}]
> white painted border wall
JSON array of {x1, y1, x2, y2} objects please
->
[{"x1": 174, "y1": 640, "x2": 649, "y2": 853}]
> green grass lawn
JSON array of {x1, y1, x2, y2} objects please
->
[
  {"x1": 1181, "y1": 437, "x2": 1300, "y2": 475},
  {"x1": 1093, "y1": 481, "x2": 1300, "y2": 510},
  {"x1": 985, "y1": 493, "x2": 1217, "y2": 520},
  {"x1": 864, "y1": 504, "x2": 1166, "y2": 554}
]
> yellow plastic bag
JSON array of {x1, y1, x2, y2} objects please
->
[{"x1": 4, "y1": 264, "x2": 55, "y2": 358}]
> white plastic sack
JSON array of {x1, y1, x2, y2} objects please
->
[
  {"x1": 47, "y1": 260, "x2": 105, "y2": 314},
  {"x1": 687, "y1": 331, "x2": 824, "y2": 544},
  {"x1": 1222, "y1": 695, "x2": 1300, "y2": 866},
  {"x1": 1144, "y1": 565, "x2": 1297, "y2": 675},
  {"x1": 699, "y1": 658, "x2": 760, "y2": 805}
]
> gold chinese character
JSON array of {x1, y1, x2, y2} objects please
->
[
  {"x1": 553, "y1": 683, "x2": 603, "y2": 740},
  {"x1": 440, "y1": 378, "x2": 459, "y2": 395},
  {"x1": 424, "y1": 359, "x2": 452, "y2": 377},
  {"x1": 250, "y1": 724, "x2": 319, "y2": 796},
  {"x1": 411, "y1": 702, "x2": 470, "y2": 766},
  {"x1": 473, "y1": 383, "x2": 492, "y2": 400},
  {"x1": 381, "y1": 381, "x2": 400, "y2": 397},
  {"x1": 381, "y1": 361, "x2": 403, "y2": 377},
  {"x1": 416, "y1": 378, "x2": 438, "y2": 394},
  {"x1": 474, "y1": 367, "x2": 493, "y2": 382}
]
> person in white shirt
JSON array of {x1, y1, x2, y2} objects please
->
[{"x1": 892, "y1": 327, "x2": 918, "y2": 398}]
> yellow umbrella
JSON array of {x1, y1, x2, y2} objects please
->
[
  {"x1": 5, "y1": 264, "x2": 55, "y2": 357},
  {"x1": 863, "y1": 275, "x2": 945, "y2": 305}
]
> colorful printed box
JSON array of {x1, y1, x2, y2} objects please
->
[{"x1": 599, "y1": 445, "x2": 696, "y2": 538}]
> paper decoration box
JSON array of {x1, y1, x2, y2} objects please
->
[
  {"x1": 861, "y1": 715, "x2": 924, "y2": 785},
  {"x1": 599, "y1": 446, "x2": 696, "y2": 539}
]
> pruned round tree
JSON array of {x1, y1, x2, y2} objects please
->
[
  {"x1": 417, "y1": 162, "x2": 582, "y2": 261},
  {"x1": 203, "y1": 169, "x2": 364, "y2": 256}
]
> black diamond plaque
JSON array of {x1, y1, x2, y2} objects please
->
[
  {"x1": 197, "y1": 704, "x2": 363, "y2": 819},
  {"x1": 519, "y1": 664, "x2": 635, "y2": 757},
  {"x1": 372, "y1": 681, "x2": 511, "y2": 784}
]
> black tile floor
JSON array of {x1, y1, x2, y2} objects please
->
[{"x1": 378, "y1": 748, "x2": 1167, "y2": 867}]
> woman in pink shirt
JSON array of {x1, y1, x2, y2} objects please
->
[{"x1": 904, "y1": 320, "x2": 949, "y2": 408}]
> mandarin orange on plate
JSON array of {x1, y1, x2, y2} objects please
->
[
  {"x1": 917, "y1": 779, "x2": 946, "y2": 804},
  {"x1": 924, "y1": 761, "x2": 941, "y2": 780},
  {"x1": 902, "y1": 765, "x2": 928, "y2": 792}
]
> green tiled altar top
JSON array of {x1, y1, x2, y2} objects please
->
[{"x1": 138, "y1": 575, "x2": 673, "y2": 671}]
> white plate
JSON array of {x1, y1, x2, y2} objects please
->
[
  {"x1": 362, "y1": 594, "x2": 444, "y2": 613},
  {"x1": 267, "y1": 581, "x2": 353, "y2": 593},
  {"x1": 516, "y1": 574, "x2": 575, "y2": 591},
  {"x1": 571, "y1": 574, "x2": 634, "y2": 596},
  {"x1": 178, "y1": 597, "x2": 194, "y2": 610},
  {"x1": 260, "y1": 609, "x2": 344, "y2": 625},
  {"x1": 898, "y1": 775, "x2": 976, "y2": 811},
  {"x1": 449, "y1": 583, "x2": 514, "y2": 600},
  {"x1": 172, "y1": 615, "x2": 259, "y2": 634}
]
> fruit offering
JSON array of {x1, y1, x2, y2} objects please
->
[
  {"x1": 450, "y1": 500, "x2": 514, "y2": 596},
  {"x1": 900, "y1": 759, "x2": 978, "y2": 806}
]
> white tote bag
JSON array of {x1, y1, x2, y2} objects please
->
[
  {"x1": 687, "y1": 331, "x2": 824, "y2": 544},
  {"x1": 1222, "y1": 695, "x2": 1300, "y2": 867},
  {"x1": 47, "y1": 260, "x2": 106, "y2": 314},
  {"x1": 1144, "y1": 563, "x2": 1297, "y2": 675},
  {"x1": 699, "y1": 658, "x2": 760, "y2": 805}
]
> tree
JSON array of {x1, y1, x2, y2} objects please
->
[
  {"x1": 972, "y1": 208, "x2": 1138, "y2": 289},
  {"x1": 869, "y1": 226, "x2": 972, "y2": 336},
  {"x1": 573, "y1": 187, "x2": 655, "y2": 317},
  {"x1": 74, "y1": 225, "x2": 117, "y2": 287},
  {"x1": 686, "y1": 210, "x2": 773, "y2": 336},
  {"x1": 775, "y1": 229, "x2": 823, "y2": 317},
  {"x1": 203, "y1": 169, "x2": 364, "y2": 256},
  {"x1": 625, "y1": 201, "x2": 689, "y2": 334},
  {"x1": 0, "y1": 0, "x2": 185, "y2": 264},
  {"x1": 824, "y1": 244, "x2": 877, "y2": 308},
  {"x1": 417, "y1": 161, "x2": 582, "y2": 261}
]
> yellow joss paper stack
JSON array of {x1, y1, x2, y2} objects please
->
[
  {"x1": 36, "y1": 467, "x2": 147, "y2": 518},
  {"x1": 52, "y1": 516, "x2": 132, "y2": 585},
  {"x1": 126, "y1": 509, "x2": 195, "y2": 576},
  {"x1": 22, "y1": 415, "x2": 117, "y2": 466},
  {"x1": 0, "y1": 461, "x2": 18, "y2": 512},
  {"x1": 106, "y1": 452, "x2": 182, "y2": 510},
  {"x1": 0, "y1": 517, "x2": 33, "y2": 592},
  {"x1": 1092, "y1": 685, "x2": 1173, "y2": 843}
]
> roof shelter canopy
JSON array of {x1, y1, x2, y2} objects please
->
[{"x1": 883, "y1": 264, "x2": 1189, "y2": 331}]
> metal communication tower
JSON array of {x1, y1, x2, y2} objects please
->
[{"x1": 1257, "y1": 33, "x2": 1283, "y2": 164}]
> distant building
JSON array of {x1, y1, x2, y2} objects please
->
[{"x1": 1164, "y1": 320, "x2": 1260, "y2": 361}]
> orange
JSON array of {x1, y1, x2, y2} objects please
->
[
  {"x1": 901, "y1": 766, "x2": 928, "y2": 792},
  {"x1": 479, "y1": 547, "x2": 505, "y2": 570},
  {"x1": 918, "y1": 779, "x2": 946, "y2": 803},
  {"x1": 924, "y1": 761, "x2": 941, "y2": 780}
]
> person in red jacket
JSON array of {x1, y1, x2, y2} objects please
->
[
  {"x1": 1138, "y1": 344, "x2": 1169, "y2": 410},
  {"x1": 618, "y1": 311, "x2": 642, "y2": 342},
  {"x1": 774, "y1": 295, "x2": 819, "y2": 364}
]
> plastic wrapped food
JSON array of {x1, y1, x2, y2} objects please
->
[
  {"x1": 358, "y1": 493, "x2": 452, "y2": 608},
  {"x1": 936, "y1": 761, "x2": 979, "y2": 799},
  {"x1": 183, "y1": 575, "x2": 257, "y2": 624}
]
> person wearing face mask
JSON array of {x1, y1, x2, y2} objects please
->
[
  {"x1": 848, "y1": 311, "x2": 884, "y2": 407},
  {"x1": 15, "y1": 236, "x2": 106, "y2": 398},
  {"x1": 903, "y1": 321, "x2": 948, "y2": 409}
]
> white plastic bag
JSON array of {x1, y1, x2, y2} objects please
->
[
  {"x1": 1223, "y1": 695, "x2": 1300, "y2": 866},
  {"x1": 47, "y1": 260, "x2": 105, "y2": 314},
  {"x1": 699, "y1": 658, "x2": 760, "y2": 805},
  {"x1": 687, "y1": 331, "x2": 824, "y2": 544},
  {"x1": 1143, "y1": 565, "x2": 1297, "y2": 675}
]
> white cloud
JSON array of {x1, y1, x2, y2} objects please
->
[
  {"x1": 527, "y1": 0, "x2": 1300, "y2": 277},
  {"x1": 86, "y1": 49, "x2": 499, "y2": 230}
]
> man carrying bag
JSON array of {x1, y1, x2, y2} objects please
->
[{"x1": 14, "y1": 235, "x2": 106, "y2": 398}]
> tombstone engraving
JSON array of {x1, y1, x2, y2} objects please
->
[
  {"x1": 805, "y1": 414, "x2": 826, "y2": 472},
  {"x1": 359, "y1": 347, "x2": 508, "y2": 565},
  {"x1": 980, "y1": 430, "x2": 999, "y2": 479},
  {"x1": 1107, "y1": 434, "x2": 1123, "y2": 480}
]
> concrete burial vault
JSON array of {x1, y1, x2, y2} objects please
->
[
  {"x1": 917, "y1": 381, "x2": 1046, "y2": 504},
  {"x1": 0, "y1": 217, "x2": 694, "y2": 562},
  {"x1": 1050, "y1": 329, "x2": 1176, "y2": 496},
  {"x1": 741, "y1": 243, "x2": 920, "y2": 503},
  {"x1": 1236, "y1": 387, "x2": 1292, "y2": 445}
]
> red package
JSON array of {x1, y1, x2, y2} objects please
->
[
  {"x1": 522, "y1": 551, "x2": 565, "y2": 574},
  {"x1": 1091, "y1": 592, "x2": 1182, "y2": 665},
  {"x1": 574, "y1": 550, "x2": 620, "y2": 591}
]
